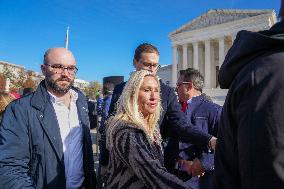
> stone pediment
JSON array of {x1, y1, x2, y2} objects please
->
[{"x1": 170, "y1": 9, "x2": 274, "y2": 35}]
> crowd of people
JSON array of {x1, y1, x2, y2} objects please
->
[
  {"x1": 0, "y1": 81, "x2": 33, "y2": 121},
  {"x1": 0, "y1": 1, "x2": 284, "y2": 188}
]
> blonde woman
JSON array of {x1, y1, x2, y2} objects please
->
[{"x1": 106, "y1": 70, "x2": 189, "y2": 189}]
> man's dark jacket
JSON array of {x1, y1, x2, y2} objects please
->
[
  {"x1": 0, "y1": 81, "x2": 96, "y2": 189},
  {"x1": 100, "y1": 80, "x2": 212, "y2": 166},
  {"x1": 164, "y1": 94, "x2": 221, "y2": 189},
  {"x1": 98, "y1": 95, "x2": 112, "y2": 165},
  {"x1": 87, "y1": 99, "x2": 98, "y2": 129},
  {"x1": 215, "y1": 21, "x2": 284, "y2": 189}
]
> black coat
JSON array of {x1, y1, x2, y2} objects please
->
[
  {"x1": 215, "y1": 21, "x2": 284, "y2": 189},
  {"x1": 0, "y1": 81, "x2": 96, "y2": 189},
  {"x1": 87, "y1": 99, "x2": 98, "y2": 129}
]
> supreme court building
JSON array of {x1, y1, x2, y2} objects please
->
[{"x1": 169, "y1": 9, "x2": 276, "y2": 89}]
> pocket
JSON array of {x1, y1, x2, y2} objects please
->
[{"x1": 193, "y1": 116, "x2": 208, "y2": 132}]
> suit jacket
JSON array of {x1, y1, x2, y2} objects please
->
[
  {"x1": 164, "y1": 94, "x2": 221, "y2": 189},
  {"x1": 0, "y1": 81, "x2": 96, "y2": 189},
  {"x1": 182, "y1": 94, "x2": 220, "y2": 169}
]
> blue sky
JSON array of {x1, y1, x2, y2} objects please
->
[{"x1": 0, "y1": 0, "x2": 280, "y2": 83}]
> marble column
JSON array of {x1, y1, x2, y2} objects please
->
[
  {"x1": 204, "y1": 40, "x2": 211, "y2": 88},
  {"x1": 172, "y1": 45, "x2": 178, "y2": 87},
  {"x1": 182, "y1": 44, "x2": 188, "y2": 70},
  {"x1": 218, "y1": 37, "x2": 225, "y2": 68},
  {"x1": 193, "y1": 42, "x2": 199, "y2": 70}
]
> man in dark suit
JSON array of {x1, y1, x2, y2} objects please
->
[
  {"x1": 169, "y1": 68, "x2": 221, "y2": 189},
  {"x1": 215, "y1": 2, "x2": 284, "y2": 188},
  {"x1": 100, "y1": 43, "x2": 217, "y2": 173}
]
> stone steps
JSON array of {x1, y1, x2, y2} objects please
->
[{"x1": 203, "y1": 88, "x2": 228, "y2": 106}]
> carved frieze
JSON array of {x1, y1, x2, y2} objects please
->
[{"x1": 173, "y1": 9, "x2": 274, "y2": 34}]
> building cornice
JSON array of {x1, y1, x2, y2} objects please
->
[
  {"x1": 170, "y1": 9, "x2": 275, "y2": 35},
  {"x1": 169, "y1": 12, "x2": 276, "y2": 46}
]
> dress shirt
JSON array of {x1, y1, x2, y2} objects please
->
[
  {"x1": 49, "y1": 89, "x2": 84, "y2": 189},
  {"x1": 179, "y1": 94, "x2": 201, "y2": 160}
]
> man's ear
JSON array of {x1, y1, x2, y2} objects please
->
[
  {"x1": 41, "y1": 64, "x2": 46, "y2": 76},
  {"x1": 133, "y1": 58, "x2": 138, "y2": 69}
]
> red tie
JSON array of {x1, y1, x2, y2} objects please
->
[{"x1": 181, "y1": 101, "x2": 187, "y2": 112}]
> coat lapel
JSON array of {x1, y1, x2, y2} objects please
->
[
  {"x1": 76, "y1": 91, "x2": 89, "y2": 128},
  {"x1": 37, "y1": 102, "x2": 64, "y2": 161},
  {"x1": 32, "y1": 81, "x2": 64, "y2": 162}
]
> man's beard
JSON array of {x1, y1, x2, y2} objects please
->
[{"x1": 45, "y1": 74, "x2": 74, "y2": 95}]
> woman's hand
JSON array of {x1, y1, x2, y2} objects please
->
[
  {"x1": 191, "y1": 158, "x2": 205, "y2": 177},
  {"x1": 179, "y1": 158, "x2": 205, "y2": 177}
]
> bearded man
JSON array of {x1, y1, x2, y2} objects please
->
[{"x1": 0, "y1": 47, "x2": 96, "y2": 189}]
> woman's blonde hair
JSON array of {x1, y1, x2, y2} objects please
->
[
  {"x1": 106, "y1": 70, "x2": 162, "y2": 148},
  {"x1": 0, "y1": 93, "x2": 15, "y2": 116}
]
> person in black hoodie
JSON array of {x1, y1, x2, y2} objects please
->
[{"x1": 214, "y1": 2, "x2": 284, "y2": 189}]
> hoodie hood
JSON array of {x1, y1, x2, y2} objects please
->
[{"x1": 219, "y1": 21, "x2": 284, "y2": 89}]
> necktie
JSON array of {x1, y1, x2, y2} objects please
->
[{"x1": 181, "y1": 101, "x2": 187, "y2": 112}]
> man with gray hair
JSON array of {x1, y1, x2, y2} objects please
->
[
  {"x1": 165, "y1": 68, "x2": 221, "y2": 189},
  {"x1": 215, "y1": 1, "x2": 284, "y2": 188}
]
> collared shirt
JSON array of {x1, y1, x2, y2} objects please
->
[
  {"x1": 48, "y1": 89, "x2": 84, "y2": 189},
  {"x1": 179, "y1": 94, "x2": 201, "y2": 160}
]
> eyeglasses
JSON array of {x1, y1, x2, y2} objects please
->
[
  {"x1": 176, "y1": 81, "x2": 191, "y2": 88},
  {"x1": 45, "y1": 64, "x2": 78, "y2": 75},
  {"x1": 142, "y1": 62, "x2": 161, "y2": 70}
]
